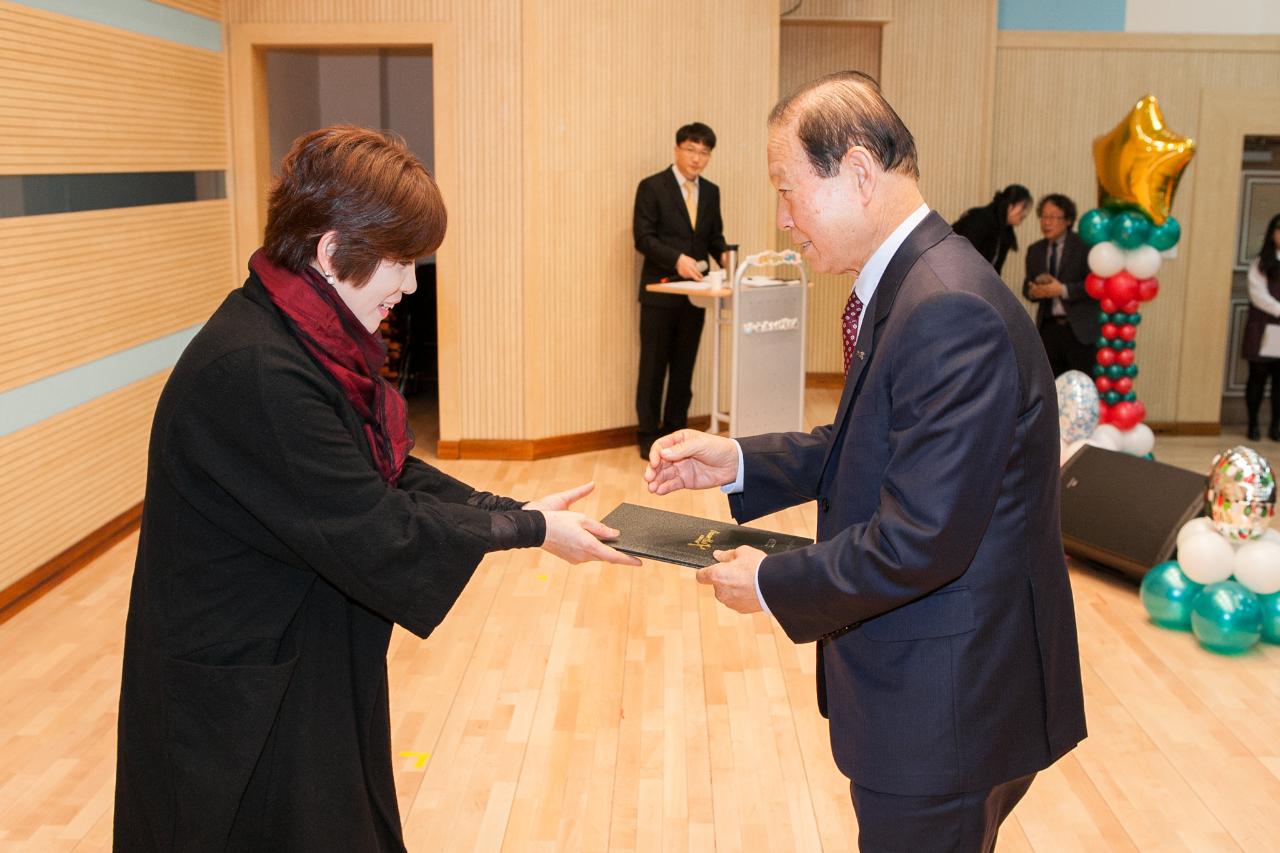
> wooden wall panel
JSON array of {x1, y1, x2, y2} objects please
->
[
  {"x1": 0, "y1": 201, "x2": 234, "y2": 393},
  {"x1": 521, "y1": 0, "x2": 780, "y2": 438},
  {"x1": 993, "y1": 33, "x2": 1280, "y2": 422},
  {"x1": 0, "y1": 2, "x2": 226, "y2": 173},
  {"x1": 149, "y1": 0, "x2": 223, "y2": 21},
  {"x1": 778, "y1": 20, "x2": 881, "y2": 374},
  {"x1": 0, "y1": 374, "x2": 165, "y2": 592}
]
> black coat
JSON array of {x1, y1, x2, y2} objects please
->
[
  {"x1": 632, "y1": 167, "x2": 727, "y2": 307},
  {"x1": 1023, "y1": 230, "x2": 1099, "y2": 346},
  {"x1": 114, "y1": 273, "x2": 541, "y2": 852},
  {"x1": 734, "y1": 213, "x2": 1085, "y2": 796},
  {"x1": 952, "y1": 202, "x2": 1017, "y2": 274}
]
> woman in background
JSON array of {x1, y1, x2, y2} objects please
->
[
  {"x1": 1241, "y1": 212, "x2": 1280, "y2": 441},
  {"x1": 952, "y1": 183, "x2": 1032, "y2": 274},
  {"x1": 114, "y1": 125, "x2": 639, "y2": 852}
]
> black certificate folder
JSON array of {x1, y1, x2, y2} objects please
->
[{"x1": 600, "y1": 503, "x2": 813, "y2": 568}]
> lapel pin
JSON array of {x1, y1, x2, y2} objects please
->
[{"x1": 856, "y1": 351, "x2": 866, "y2": 361}]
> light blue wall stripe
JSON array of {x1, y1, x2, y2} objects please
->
[
  {"x1": 13, "y1": 0, "x2": 222, "y2": 52},
  {"x1": 0, "y1": 325, "x2": 200, "y2": 437},
  {"x1": 999, "y1": 0, "x2": 1126, "y2": 31}
]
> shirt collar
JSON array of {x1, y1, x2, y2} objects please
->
[
  {"x1": 852, "y1": 203, "x2": 930, "y2": 305},
  {"x1": 672, "y1": 164, "x2": 698, "y2": 187}
]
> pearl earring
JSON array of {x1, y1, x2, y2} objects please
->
[{"x1": 323, "y1": 270, "x2": 336, "y2": 285}]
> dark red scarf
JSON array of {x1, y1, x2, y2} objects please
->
[{"x1": 250, "y1": 248, "x2": 413, "y2": 484}]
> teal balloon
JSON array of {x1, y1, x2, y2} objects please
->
[
  {"x1": 1129, "y1": 312, "x2": 1142, "y2": 325},
  {"x1": 1143, "y1": 452, "x2": 1155, "y2": 460},
  {"x1": 1093, "y1": 365, "x2": 1106, "y2": 377},
  {"x1": 1098, "y1": 311, "x2": 1111, "y2": 324},
  {"x1": 1191, "y1": 581, "x2": 1263, "y2": 654},
  {"x1": 1107, "y1": 364, "x2": 1126, "y2": 379},
  {"x1": 1109, "y1": 210, "x2": 1153, "y2": 250},
  {"x1": 1104, "y1": 390, "x2": 1120, "y2": 405},
  {"x1": 1079, "y1": 208, "x2": 1113, "y2": 245},
  {"x1": 1096, "y1": 336, "x2": 1111, "y2": 349},
  {"x1": 1128, "y1": 364, "x2": 1139, "y2": 377},
  {"x1": 1148, "y1": 216, "x2": 1181, "y2": 251},
  {"x1": 1140, "y1": 561, "x2": 1203, "y2": 629},
  {"x1": 1123, "y1": 391, "x2": 1137, "y2": 402},
  {"x1": 1259, "y1": 592, "x2": 1280, "y2": 644}
]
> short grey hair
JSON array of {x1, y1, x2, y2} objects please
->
[{"x1": 769, "y1": 70, "x2": 919, "y2": 180}]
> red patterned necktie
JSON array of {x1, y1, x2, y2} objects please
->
[{"x1": 842, "y1": 290, "x2": 864, "y2": 378}]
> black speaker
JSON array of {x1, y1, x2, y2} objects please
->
[{"x1": 1059, "y1": 445, "x2": 1207, "y2": 581}]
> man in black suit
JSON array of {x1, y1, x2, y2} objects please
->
[
  {"x1": 633, "y1": 122, "x2": 728, "y2": 457},
  {"x1": 645, "y1": 72, "x2": 1085, "y2": 852},
  {"x1": 1023, "y1": 194, "x2": 1097, "y2": 376}
]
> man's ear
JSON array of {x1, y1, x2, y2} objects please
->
[{"x1": 843, "y1": 146, "x2": 875, "y2": 199}]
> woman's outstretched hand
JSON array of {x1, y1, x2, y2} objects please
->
[{"x1": 525, "y1": 481, "x2": 641, "y2": 566}]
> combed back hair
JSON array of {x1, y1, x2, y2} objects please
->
[
  {"x1": 264, "y1": 125, "x2": 446, "y2": 287},
  {"x1": 768, "y1": 70, "x2": 919, "y2": 180},
  {"x1": 676, "y1": 122, "x2": 717, "y2": 150},
  {"x1": 1036, "y1": 193, "x2": 1077, "y2": 226}
]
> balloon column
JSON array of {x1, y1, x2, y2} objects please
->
[
  {"x1": 1140, "y1": 446, "x2": 1280, "y2": 654},
  {"x1": 1079, "y1": 95, "x2": 1195, "y2": 435}
]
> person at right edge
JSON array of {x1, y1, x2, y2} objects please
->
[
  {"x1": 1241, "y1": 212, "x2": 1280, "y2": 441},
  {"x1": 644, "y1": 72, "x2": 1086, "y2": 852}
]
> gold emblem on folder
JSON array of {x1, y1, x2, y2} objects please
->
[{"x1": 688, "y1": 530, "x2": 719, "y2": 551}]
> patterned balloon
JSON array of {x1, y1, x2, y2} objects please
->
[
  {"x1": 1206, "y1": 446, "x2": 1276, "y2": 540},
  {"x1": 1055, "y1": 370, "x2": 1100, "y2": 443}
]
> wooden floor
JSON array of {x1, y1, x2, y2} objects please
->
[{"x1": 2, "y1": 389, "x2": 1279, "y2": 851}]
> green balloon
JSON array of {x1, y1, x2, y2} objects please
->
[
  {"x1": 1148, "y1": 216, "x2": 1181, "y2": 251},
  {"x1": 1110, "y1": 338, "x2": 1125, "y2": 349},
  {"x1": 1128, "y1": 364, "x2": 1139, "y2": 377},
  {"x1": 1079, "y1": 208, "x2": 1113, "y2": 245},
  {"x1": 1104, "y1": 390, "x2": 1120, "y2": 405},
  {"x1": 1108, "y1": 364, "x2": 1126, "y2": 379},
  {"x1": 1098, "y1": 311, "x2": 1112, "y2": 324},
  {"x1": 1140, "y1": 561, "x2": 1203, "y2": 630},
  {"x1": 1259, "y1": 592, "x2": 1280, "y2": 644},
  {"x1": 1096, "y1": 336, "x2": 1110, "y2": 349},
  {"x1": 1129, "y1": 312, "x2": 1142, "y2": 325},
  {"x1": 1191, "y1": 581, "x2": 1262, "y2": 654},
  {"x1": 1093, "y1": 364, "x2": 1106, "y2": 377},
  {"x1": 1124, "y1": 391, "x2": 1137, "y2": 402},
  {"x1": 1109, "y1": 210, "x2": 1153, "y2": 250}
]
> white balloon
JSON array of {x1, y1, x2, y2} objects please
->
[
  {"x1": 1124, "y1": 245, "x2": 1162, "y2": 280},
  {"x1": 1087, "y1": 423, "x2": 1123, "y2": 451},
  {"x1": 1061, "y1": 439, "x2": 1087, "y2": 466},
  {"x1": 1119, "y1": 422, "x2": 1155, "y2": 456},
  {"x1": 1177, "y1": 531, "x2": 1235, "y2": 585},
  {"x1": 1177, "y1": 517, "x2": 1219, "y2": 550},
  {"x1": 1088, "y1": 242, "x2": 1126, "y2": 278},
  {"x1": 1262, "y1": 527, "x2": 1280, "y2": 547},
  {"x1": 1231, "y1": 540, "x2": 1280, "y2": 594}
]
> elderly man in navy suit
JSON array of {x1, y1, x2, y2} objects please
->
[{"x1": 644, "y1": 72, "x2": 1086, "y2": 852}]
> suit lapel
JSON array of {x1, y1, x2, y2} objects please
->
[
  {"x1": 817, "y1": 211, "x2": 952, "y2": 478},
  {"x1": 665, "y1": 168, "x2": 695, "y2": 233}
]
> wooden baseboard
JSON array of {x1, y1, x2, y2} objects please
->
[
  {"x1": 437, "y1": 416, "x2": 713, "y2": 460},
  {"x1": 805, "y1": 372, "x2": 844, "y2": 389},
  {"x1": 0, "y1": 504, "x2": 142, "y2": 626},
  {"x1": 1147, "y1": 421, "x2": 1220, "y2": 436}
]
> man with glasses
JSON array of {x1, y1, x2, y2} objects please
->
[
  {"x1": 1023, "y1": 194, "x2": 1095, "y2": 376},
  {"x1": 632, "y1": 122, "x2": 728, "y2": 457}
]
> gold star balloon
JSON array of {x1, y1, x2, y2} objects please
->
[{"x1": 1092, "y1": 95, "x2": 1196, "y2": 225}]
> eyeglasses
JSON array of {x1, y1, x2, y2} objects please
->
[
  {"x1": 1039, "y1": 214, "x2": 1065, "y2": 221},
  {"x1": 678, "y1": 145, "x2": 712, "y2": 159}
]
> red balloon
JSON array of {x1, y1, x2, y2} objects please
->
[
  {"x1": 1137, "y1": 277, "x2": 1160, "y2": 302},
  {"x1": 1122, "y1": 300, "x2": 1141, "y2": 314},
  {"x1": 1117, "y1": 349, "x2": 1135, "y2": 366},
  {"x1": 1098, "y1": 402, "x2": 1111, "y2": 424},
  {"x1": 1105, "y1": 271, "x2": 1139, "y2": 304},
  {"x1": 1110, "y1": 401, "x2": 1140, "y2": 430},
  {"x1": 1119, "y1": 324, "x2": 1137, "y2": 341},
  {"x1": 1085, "y1": 273, "x2": 1107, "y2": 300},
  {"x1": 1101, "y1": 322, "x2": 1118, "y2": 339},
  {"x1": 1095, "y1": 376, "x2": 1113, "y2": 392},
  {"x1": 1096, "y1": 347, "x2": 1117, "y2": 366},
  {"x1": 1113, "y1": 376, "x2": 1133, "y2": 394},
  {"x1": 1134, "y1": 400, "x2": 1147, "y2": 423},
  {"x1": 1100, "y1": 298, "x2": 1118, "y2": 313}
]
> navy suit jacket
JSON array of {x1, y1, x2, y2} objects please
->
[
  {"x1": 1023, "y1": 230, "x2": 1098, "y2": 346},
  {"x1": 730, "y1": 212, "x2": 1086, "y2": 797},
  {"x1": 633, "y1": 168, "x2": 727, "y2": 307}
]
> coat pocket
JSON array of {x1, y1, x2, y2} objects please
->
[
  {"x1": 860, "y1": 587, "x2": 974, "y2": 642},
  {"x1": 163, "y1": 651, "x2": 298, "y2": 851}
]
